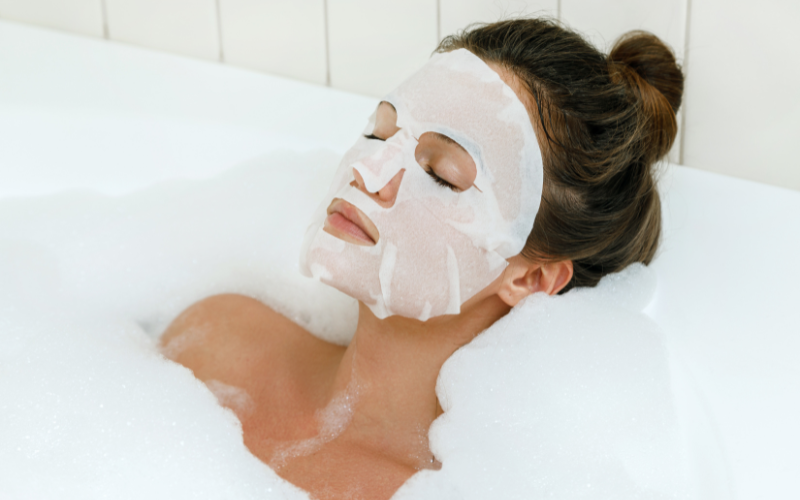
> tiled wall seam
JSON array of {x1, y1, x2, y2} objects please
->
[
  {"x1": 100, "y1": 0, "x2": 108, "y2": 38},
  {"x1": 678, "y1": 0, "x2": 692, "y2": 165},
  {"x1": 324, "y1": 0, "x2": 331, "y2": 86},
  {"x1": 0, "y1": 2, "x2": 690, "y2": 93},
  {"x1": 215, "y1": 0, "x2": 223, "y2": 62},
  {"x1": 7, "y1": 0, "x2": 800, "y2": 189},
  {"x1": 0, "y1": 0, "x2": 704, "y2": 173},
  {"x1": 436, "y1": 0, "x2": 441, "y2": 41}
]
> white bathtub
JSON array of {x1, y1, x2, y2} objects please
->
[{"x1": 1, "y1": 20, "x2": 799, "y2": 500}]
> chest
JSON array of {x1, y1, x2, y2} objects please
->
[
  {"x1": 214, "y1": 387, "x2": 411, "y2": 500},
  {"x1": 258, "y1": 430, "x2": 415, "y2": 500}
]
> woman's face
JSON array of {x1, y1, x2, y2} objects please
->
[
  {"x1": 322, "y1": 101, "x2": 480, "y2": 247},
  {"x1": 299, "y1": 49, "x2": 543, "y2": 321}
]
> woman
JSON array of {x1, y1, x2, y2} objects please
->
[{"x1": 160, "y1": 18, "x2": 683, "y2": 500}]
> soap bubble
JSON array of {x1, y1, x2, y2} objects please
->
[{"x1": 0, "y1": 151, "x2": 702, "y2": 499}]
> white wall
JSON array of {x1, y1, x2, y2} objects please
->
[
  {"x1": 104, "y1": 0, "x2": 220, "y2": 60},
  {"x1": 327, "y1": 0, "x2": 438, "y2": 96},
  {"x1": 0, "y1": 0, "x2": 104, "y2": 37},
  {"x1": 0, "y1": 0, "x2": 798, "y2": 191},
  {"x1": 561, "y1": 0, "x2": 688, "y2": 163},
  {"x1": 681, "y1": 0, "x2": 800, "y2": 189},
  {"x1": 218, "y1": 0, "x2": 327, "y2": 85},
  {"x1": 440, "y1": 0, "x2": 557, "y2": 39}
]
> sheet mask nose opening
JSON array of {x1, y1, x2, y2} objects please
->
[{"x1": 352, "y1": 131, "x2": 414, "y2": 194}]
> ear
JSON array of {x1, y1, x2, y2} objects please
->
[{"x1": 496, "y1": 256, "x2": 574, "y2": 307}]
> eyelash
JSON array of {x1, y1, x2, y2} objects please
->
[
  {"x1": 424, "y1": 168, "x2": 459, "y2": 192},
  {"x1": 364, "y1": 133, "x2": 459, "y2": 192}
]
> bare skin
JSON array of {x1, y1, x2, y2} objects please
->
[{"x1": 159, "y1": 63, "x2": 573, "y2": 500}]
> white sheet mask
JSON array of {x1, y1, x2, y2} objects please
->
[{"x1": 299, "y1": 49, "x2": 543, "y2": 321}]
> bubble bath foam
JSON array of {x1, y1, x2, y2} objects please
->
[{"x1": 0, "y1": 151, "x2": 710, "y2": 499}]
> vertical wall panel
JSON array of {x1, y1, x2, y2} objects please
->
[
  {"x1": 328, "y1": 0, "x2": 437, "y2": 97},
  {"x1": 0, "y1": 0, "x2": 103, "y2": 38},
  {"x1": 105, "y1": 0, "x2": 220, "y2": 60},
  {"x1": 682, "y1": 0, "x2": 800, "y2": 190},
  {"x1": 218, "y1": 0, "x2": 326, "y2": 85},
  {"x1": 561, "y1": 0, "x2": 687, "y2": 163},
  {"x1": 440, "y1": 0, "x2": 558, "y2": 40},
  {"x1": 561, "y1": 0, "x2": 686, "y2": 56}
]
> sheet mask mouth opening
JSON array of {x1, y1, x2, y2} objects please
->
[{"x1": 323, "y1": 198, "x2": 379, "y2": 246}]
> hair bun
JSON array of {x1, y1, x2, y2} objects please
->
[
  {"x1": 610, "y1": 31, "x2": 683, "y2": 113},
  {"x1": 609, "y1": 31, "x2": 684, "y2": 161}
]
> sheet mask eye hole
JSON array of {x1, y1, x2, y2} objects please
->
[
  {"x1": 414, "y1": 132, "x2": 477, "y2": 193},
  {"x1": 415, "y1": 150, "x2": 459, "y2": 191},
  {"x1": 363, "y1": 134, "x2": 385, "y2": 141},
  {"x1": 371, "y1": 101, "x2": 400, "y2": 140}
]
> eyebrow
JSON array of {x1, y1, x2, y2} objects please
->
[
  {"x1": 429, "y1": 132, "x2": 468, "y2": 154},
  {"x1": 378, "y1": 100, "x2": 397, "y2": 112}
]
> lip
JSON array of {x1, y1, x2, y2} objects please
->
[{"x1": 323, "y1": 198, "x2": 379, "y2": 246}]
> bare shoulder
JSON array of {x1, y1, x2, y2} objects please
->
[
  {"x1": 159, "y1": 294, "x2": 341, "y2": 384},
  {"x1": 160, "y1": 293, "x2": 303, "y2": 348}
]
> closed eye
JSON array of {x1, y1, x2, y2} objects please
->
[
  {"x1": 363, "y1": 133, "x2": 385, "y2": 141},
  {"x1": 424, "y1": 168, "x2": 459, "y2": 192}
]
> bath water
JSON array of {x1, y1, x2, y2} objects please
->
[{"x1": 0, "y1": 151, "x2": 691, "y2": 499}]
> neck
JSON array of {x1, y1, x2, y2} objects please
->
[{"x1": 328, "y1": 294, "x2": 510, "y2": 466}]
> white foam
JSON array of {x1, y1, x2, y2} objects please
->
[
  {"x1": 205, "y1": 380, "x2": 256, "y2": 418},
  {"x1": 397, "y1": 264, "x2": 689, "y2": 499},
  {"x1": 0, "y1": 151, "x2": 700, "y2": 499},
  {"x1": 161, "y1": 323, "x2": 211, "y2": 359},
  {"x1": 270, "y1": 380, "x2": 359, "y2": 469}
]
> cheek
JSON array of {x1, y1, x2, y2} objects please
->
[
  {"x1": 417, "y1": 195, "x2": 476, "y2": 225},
  {"x1": 341, "y1": 138, "x2": 383, "y2": 167},
  {"x1": 371, "y1": 198, "x2": 506, "y2": 317},
  {"x1": 397, "y1": 165, "x2": 475, "y2": 225},
  {"x1": 328, "y1": 139, "x2": 386, "y2": 191}
]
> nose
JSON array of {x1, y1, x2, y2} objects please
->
[
  {"x1": 352, "y1": 133, "x2": 412, "y2": 207},
  {"x1": 352, "y1": 167, "x2": 405, "y2": 208}
]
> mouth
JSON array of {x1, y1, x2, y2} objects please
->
[{"x1": 323, "y1": 198, "x2": 379, "y2": 246}]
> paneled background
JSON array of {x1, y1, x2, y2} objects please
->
[{"x1": 0, "y1": 0, "x2": 798, "y2": 190}]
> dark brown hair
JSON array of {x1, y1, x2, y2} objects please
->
[{"x1": 438, "y1": 19, "x2": 684, "y2": 292}]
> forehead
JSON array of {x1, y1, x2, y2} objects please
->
[
  {"x1": 383, "y1": 49, "x2": 536, "y2": 218},
  {"x1": 384, "y1": 49, "x2": 524, "y2": 139}
]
